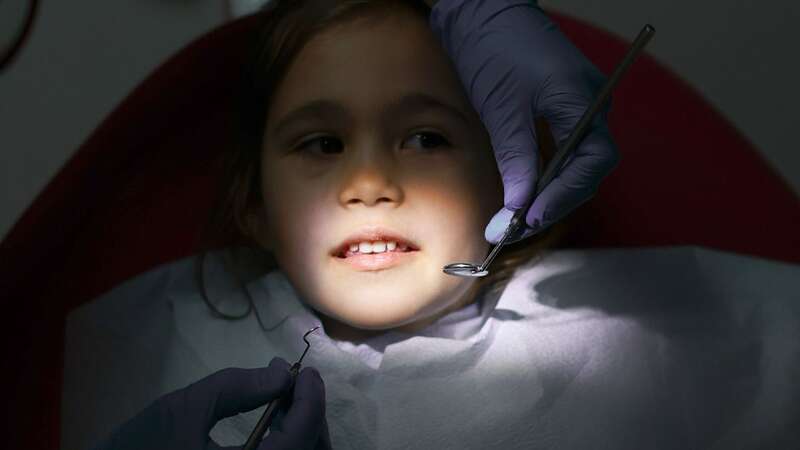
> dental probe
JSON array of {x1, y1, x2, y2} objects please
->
[
  {"x1": 243, "y1": 326, "x2": 320, "y2": 450},
  {"x1": 444, "y1": 23, "x2": 656, "y2": 278}
]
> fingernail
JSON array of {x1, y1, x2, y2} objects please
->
[{"x1": 485, "y1": 207, "x2": 515, "y2": 243}]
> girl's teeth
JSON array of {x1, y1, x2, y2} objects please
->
[{"x1": 346, "y1": 241, "x2": 403, "y2": 256}]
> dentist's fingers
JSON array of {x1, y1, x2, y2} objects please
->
[
  {"x1": 201, "y1": 358, "x2": 292, "y2": 428},
  {"x1": 524, "y1": 125, "x2": 619, "y2": 234},
  {"x1": 260, "y1": 367, "x2": 327, "y2": 450}
]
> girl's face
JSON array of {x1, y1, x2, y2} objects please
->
[{"x1": 257, "y1": 9, "x2": 502, "y2": 341}]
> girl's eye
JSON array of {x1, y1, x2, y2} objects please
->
[
  {"x1": 296, "y1": 136, "x2": 344, "y2": 155},
  {"x1": 295, "y1": 131, "x2": 451, "y2": 156},
  {"x1": 403, "y1": 132, "x2": 451, "y2": 151}
]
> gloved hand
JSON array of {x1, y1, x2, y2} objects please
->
[
  {"x1": 92, "y1": 357, "x2": 331, "y2": 450},
  {"x1": 428, "y1": 0, "x2": 620, "y2": 244}
]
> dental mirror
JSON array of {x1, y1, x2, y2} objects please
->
[
  {"x1": 443, "y1": 24, "x2": 656, "y2": 278},
  {"x1": 442, "y1": 263, "x2": 488, "y2": 277}
]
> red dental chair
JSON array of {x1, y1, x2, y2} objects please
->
[{"x1": 1, "y1": 10, "x2": 798, "y2": 450}]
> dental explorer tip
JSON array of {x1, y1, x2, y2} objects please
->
[{"x1": 297, "y1": 326, "x2": 320, "y2": 366}]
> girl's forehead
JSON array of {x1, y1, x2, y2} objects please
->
[{"x1": 270, "y1": 14, "x2": 472, "y2": 122}]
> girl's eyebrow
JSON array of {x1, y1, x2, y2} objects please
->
[{"x1": 271, "y1": 92, "x2": 471, "y2": 136}]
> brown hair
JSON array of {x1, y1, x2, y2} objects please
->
[{"x1": 195, "y1": 0, "x2": 571, "y2": 319}]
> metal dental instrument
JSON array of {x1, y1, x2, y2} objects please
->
[
  {"x1": 443, "y1": 24, "x2": 656, "y2": 278},
  {"x1": 243, "y1": 326, "x2": 321, "y2": 450}
]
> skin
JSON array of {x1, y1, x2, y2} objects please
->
[{"x1": 253, "y1": 6, "x2": 503, "y2": 343}]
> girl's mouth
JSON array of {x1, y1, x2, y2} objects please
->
[{"x1": 334, "y1": 241, "x2": 419, "y2": 271}]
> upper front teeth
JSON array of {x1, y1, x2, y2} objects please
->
[{"x1": 349, "y1": 241, "x2": 398, "y2": 254}]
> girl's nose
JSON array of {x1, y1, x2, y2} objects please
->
[{"x1": 337, "y1": 152, "x2": 404, "y2": 208}]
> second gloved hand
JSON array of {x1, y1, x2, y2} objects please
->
[
  {"x1": 91, "y1": 357, "x2": 331, "y2": 450},
  {"x1": 428, "y1": 0, "x2": 621, "y2": 244}
]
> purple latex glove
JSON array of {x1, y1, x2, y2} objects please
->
[
  {"x1": 428, "y1": 0, "x2": 620, "y2": 244},
  {"x1": 91, "y1": 357, "x2": 331, "y2": 450}
]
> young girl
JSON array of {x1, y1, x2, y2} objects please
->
[{"x1": 61, "y1": 0, "x2": 800, "y2": 449}]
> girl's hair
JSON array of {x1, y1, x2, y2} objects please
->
[{"x1": 195, "y1": 0, "x2": 572, "y2": 319}]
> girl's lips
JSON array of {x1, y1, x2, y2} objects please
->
[
  {"x1": 331, "y1": 226, "x2": 420, "y2": 256},
  {"x1": 333, "y1": 249, "x2": 419, "y2": 271}
]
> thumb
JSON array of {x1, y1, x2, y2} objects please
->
[
  {"x1": 201, "y1": 357, "x2": 293, "y2": 424},
  {"x1": 484, "y1": 116, "x2": 543, "y2": 244}
]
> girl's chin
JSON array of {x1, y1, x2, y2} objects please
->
[{"x1": 316, "y1": 295, "x2": 430, "y2": 325}]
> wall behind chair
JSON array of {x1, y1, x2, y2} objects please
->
[
  {"x1": 1, "y1": 0, "x2": 798, "y2": 242},
  {"x1": 0, "y1": 0, "x2": 226, "y2": 242}
]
